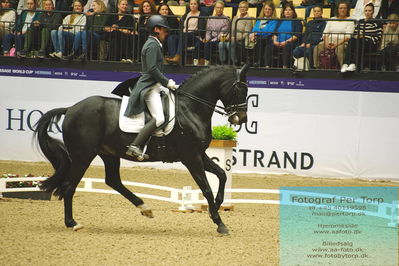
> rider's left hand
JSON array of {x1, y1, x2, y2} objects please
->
[{"x1": 167, "y1": 79, "x2": 178, "y2": 90}]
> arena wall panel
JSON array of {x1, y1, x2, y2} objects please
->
[{"x1": 1, "y1": 66, "x2": 398, "y2": 180}]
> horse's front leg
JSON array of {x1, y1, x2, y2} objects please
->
[
  {"x1": 182, "y1": 154, "x2": 229, "y2": 235},
  {"x1": 202, "y1": 154, "x2": 227, "y2": 210}
]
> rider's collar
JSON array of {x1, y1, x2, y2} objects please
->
[{"x1": 149, "y1": 35, "x2": 162, "y2": 48}]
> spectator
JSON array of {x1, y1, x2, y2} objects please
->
[
  {"x1": 379, "y1": 13, "x2": 399, "y2": 71},
  {"x1": 50, "y1": 0, "x2": 86, "y2": 58},
  {"x1": 201, "y1": 0, "x2": 216, "y2": 15},
  {"x1": 55, "y1": 0, "x2": 73, "y2": 12},
  {"x1": 157, "y1": 3, "x2": 179, "y2": 57},
  {"x1": 83, "y1": 0, "x2": 108, "y2": 12},
  {"x1": 165, "y1": 0, "x2": 207, "y2": 64},
  {"x1": 297, "y1": 0, "x2": 323, "y2": 18},
  {"x1": 135, "y1": 0, "x2": 156, "y2": 61},
  {"x1": 68, "y1": 0, "x2": 107, "y2": 60},
  {"x1": 352, "y1": 0, "x2": 381, "y2": 19},
  {"x1": 103, "y1": 0, "x2": 134, "y2": 62},
  {"x1": 2, "y1": 0, "x2": 40, "y2": 56},
  {"x1": 218, "y1": 0, "x2": 253, "y2": 65},
  {"x1": 293, "y1": 5, "x2": 326, "y2": 69},
  {"x1": 0, "y1": 0, "x2": 16, "y2": 52},
  {"x1": 377, "y1": 0, "x2": 399, "y2": 19},
  {"x1": 19, "y1": 0, "x2": 62, "y2": 58},
  {"x1": 341, "y1": 3, "x2": 382, "y2": 72},
  {"x1": 194, "y1": 0, "x2": 229, "y2": 65},
  {"x1": 264, "y1": 2, "x2": 302, "y2": 68},
  {"x1": 248, "y1": 1, "x2": 278, "y2": 67},
  {"x1": 313, "y1": 0, "x2": 355, "y2": 68}
]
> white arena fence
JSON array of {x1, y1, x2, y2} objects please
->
[{"x1": 0, "y1": 177, "x2": 397, "y2": 227}]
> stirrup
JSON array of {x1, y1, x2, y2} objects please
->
[{"x1": 126, "y1": 145, "x2": 149, "y2": 161}]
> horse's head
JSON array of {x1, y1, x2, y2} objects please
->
[{"x1": 223, "y1": 64, "x2": 249, "y2": 125}]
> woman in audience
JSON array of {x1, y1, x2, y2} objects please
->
[
  {"x1": 264, "y1": 2, "x2": 302, "y2": 68},
  {"x1": 50, "y1": 0, "x2": 86, "y2": 59},
  {"x1": 19, "y1": 0, "x2": 62, "y2": 58},
  {"x1": 2, "y1": 0, "x2": 40, "y2": 56},
  {"x1": 193, "y1": 0, "x2": 230, "y2": 66},
  {"x1": 313, "y1": 0, "x2": 355, "y2": 69},
  {"x1": 103, "y1": 0, "x2": 134, "y2": 62},
  {"x1": 165, "y1": 0, "x2": 207, "y2": 64},
  {"x1": 218, "y1": 0, "x2": 253, "y2": 65},
  {"x1": 292, "y1": 5, "x2": 326, "y2": 69},
  {"x1": 135, "y1": 0, "x2": 156, "y2": 61},
  {"x1": 157, "y1": 3, "x2": 179, "y2": 57},
  {"x1": 341, "y1": 3, "x2": 382, "y2": 72},
  {"x1": 0, "y1": 0, "x2": 16, "y2": 53},
  {"x1": 352, "y1": 0, "x2": 381, "y2": 19},
  {"x1": 69, "y1": 0, "x2": 107, "y2": 60},
  {"x1": 379, "y1": 13, "x2": 399, "y2": 71},
  {"x1": 247, "y1": 1, "x2": 278, "y2": 67}
]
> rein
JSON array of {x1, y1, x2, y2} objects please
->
[{"x1": 175, "y1": 80, "x2": 248, "y2": 117}]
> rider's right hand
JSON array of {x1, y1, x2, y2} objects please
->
[{"x1": 167, "y1": 79, "x2": 177, "y2": 90}]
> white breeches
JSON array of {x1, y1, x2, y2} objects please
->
[{"x1": 144, "y1": 82, "x2": 167, "y2": 127}]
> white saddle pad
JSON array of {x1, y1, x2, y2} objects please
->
[{"x1": 119, "y1": 92, "x2": 176, "y2": 137}]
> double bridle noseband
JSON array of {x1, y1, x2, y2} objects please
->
[{"x1": 176, "y1": 80, "x2": 248, "y2": 118}]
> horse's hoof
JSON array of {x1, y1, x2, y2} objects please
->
[
  {"x1": 138, "y1": 204, "x2": 154, "y2": 218},
  {"x1": 217, "y1": 224, "x2": 229, "y2": 235},
  {"x1": 72, "y1": 224, "x2": 84, "y2": 231}
]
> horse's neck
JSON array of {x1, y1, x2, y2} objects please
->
[{"x1": 176, "y1": 71, "x2": 229, "y2": 142}]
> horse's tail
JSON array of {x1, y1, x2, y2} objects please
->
[{"x1": 34, "y1": 107, "x2": 70, "y2": 199}]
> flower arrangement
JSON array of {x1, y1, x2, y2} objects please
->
[
  {"x1": 1, "y1": 174, "x2": 44, "y2": 188},
  {"x1": 212, "y1": 125, "x2": 237, "y2": 141}
]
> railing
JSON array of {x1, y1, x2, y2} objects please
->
[
  {"x1": 0, "y1": 176, "x2": 397, "y2": 227},
  {"x1": 1, "y1": 9, "x2": 398, "y2": 72}
]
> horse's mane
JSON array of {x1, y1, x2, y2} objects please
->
[{"x1": 179, "y1": 65, "x2": 236, "y2": 90}]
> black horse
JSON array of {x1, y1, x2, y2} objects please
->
[{"x1": 34, "y1": 65, "x2": 249, "y2": 235}]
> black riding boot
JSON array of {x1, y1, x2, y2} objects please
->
[{"x1": 126, "y1": 118, "x2": 157, "y2": 160}]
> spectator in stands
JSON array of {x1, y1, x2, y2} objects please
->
[
  {"x1": 135, "y1": 0, "x2": 156, "y2": 61},
  {"x1": 248, "y1": 1, "x2": 278, "y2": 67},
  {"x1": 0, "y1": 0, "x2": 16, "y2": 53},
  {"x1": 2, "y1": 0, "x2": 40, "y2": 56},
  {"x1": 293, "y1": 5, "x2": 326, "y2": 69},
  {"x1": 68, "y1": 0, "x2": 107, "y2": 60},
  {"x1": 218, "y1": 0, "x2": 253, "y2": 65},
  {"x1": 313, "y1": 0, "x2": 355, "y2": 69},
  {"x1": 55, "y1": 0, "x2": 73, "y2": 12},
  {"x1": 264, "y1": 2, "x2": 302, "y2": 68},
  {"x1": 103, "y1": 0, "x2": 134, "y2": 62},
  {"x1": 157, "y1": 4, "x2": 179, "y2": 57},
  {"x1": 193, "y1": 0, "x2": 229, "y2": 65},
  {"x1": 341, "y1": 3, "x2": 382, "y2": 72},
  {"x1": 19, "y1": 0, "x2": 62, "y2": 58},
  {"x1": 327, "y1": 0, "x2": 356, "y2": 18},
  {"x1": 297, "y1": 0, "x2": 323, "y2": 18},
  {"x1": 83, "y1": 0, "x2": 108, "y2": 12},
  {"x1": 379, "y1": 13, "x2": 399, "y2": 71},
  {"x1": 201, "y1": 0, "x2": 216, "y2": 15},
  {"x1": 50, "y1": 0, "x2": 86, "y2": 59},
  {"x1": 352, "y1": 0, "x2": 381, "y2": 19},
  {"x1": 377, "y1": 0, "x2": 399, "y2": 19},
  {"x1": 165, "y1": 0, "x2": 207, "y2": 64}
]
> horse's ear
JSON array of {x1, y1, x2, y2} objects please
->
[{"x1": 239, "y1": 64, "x2": 249, "y2": 82}]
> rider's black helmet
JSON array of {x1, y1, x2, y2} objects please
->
[{"x1": 146, "y1": 15, "x2": 169, "y2": 34}]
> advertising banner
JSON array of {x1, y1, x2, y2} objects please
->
[{"x1": 1, "y1": 66, "x2": 399, "y2": 180}]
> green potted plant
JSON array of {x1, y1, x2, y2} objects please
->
[{"x1": 210, "y1": 124, "x2": 237, "y2": 148}]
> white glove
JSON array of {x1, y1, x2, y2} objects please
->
[{"x1": 167, "y1": 79, "x2": 177, "y2": 90}]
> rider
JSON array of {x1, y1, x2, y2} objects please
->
[{"x1": 124, "y1": 15, "x2": 178, "y2": 160}]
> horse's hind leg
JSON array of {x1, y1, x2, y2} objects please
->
[
  {"x1": 100, "y1": 155, "x2": 153, "y2": 218},
  {"x1": 202, "y1": 154, "x2": 227, "y2": 210},
  {"x1": 63, "y1": 159, "x2": 93, "y2": 231}
]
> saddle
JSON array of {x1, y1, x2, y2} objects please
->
[{"x1": 113, "y1": 76, "x2": 176, "y2": 137}]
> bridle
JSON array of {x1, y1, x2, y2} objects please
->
[{"x1": 176, "y1": 78, "x2": 248, "y2": 118}]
